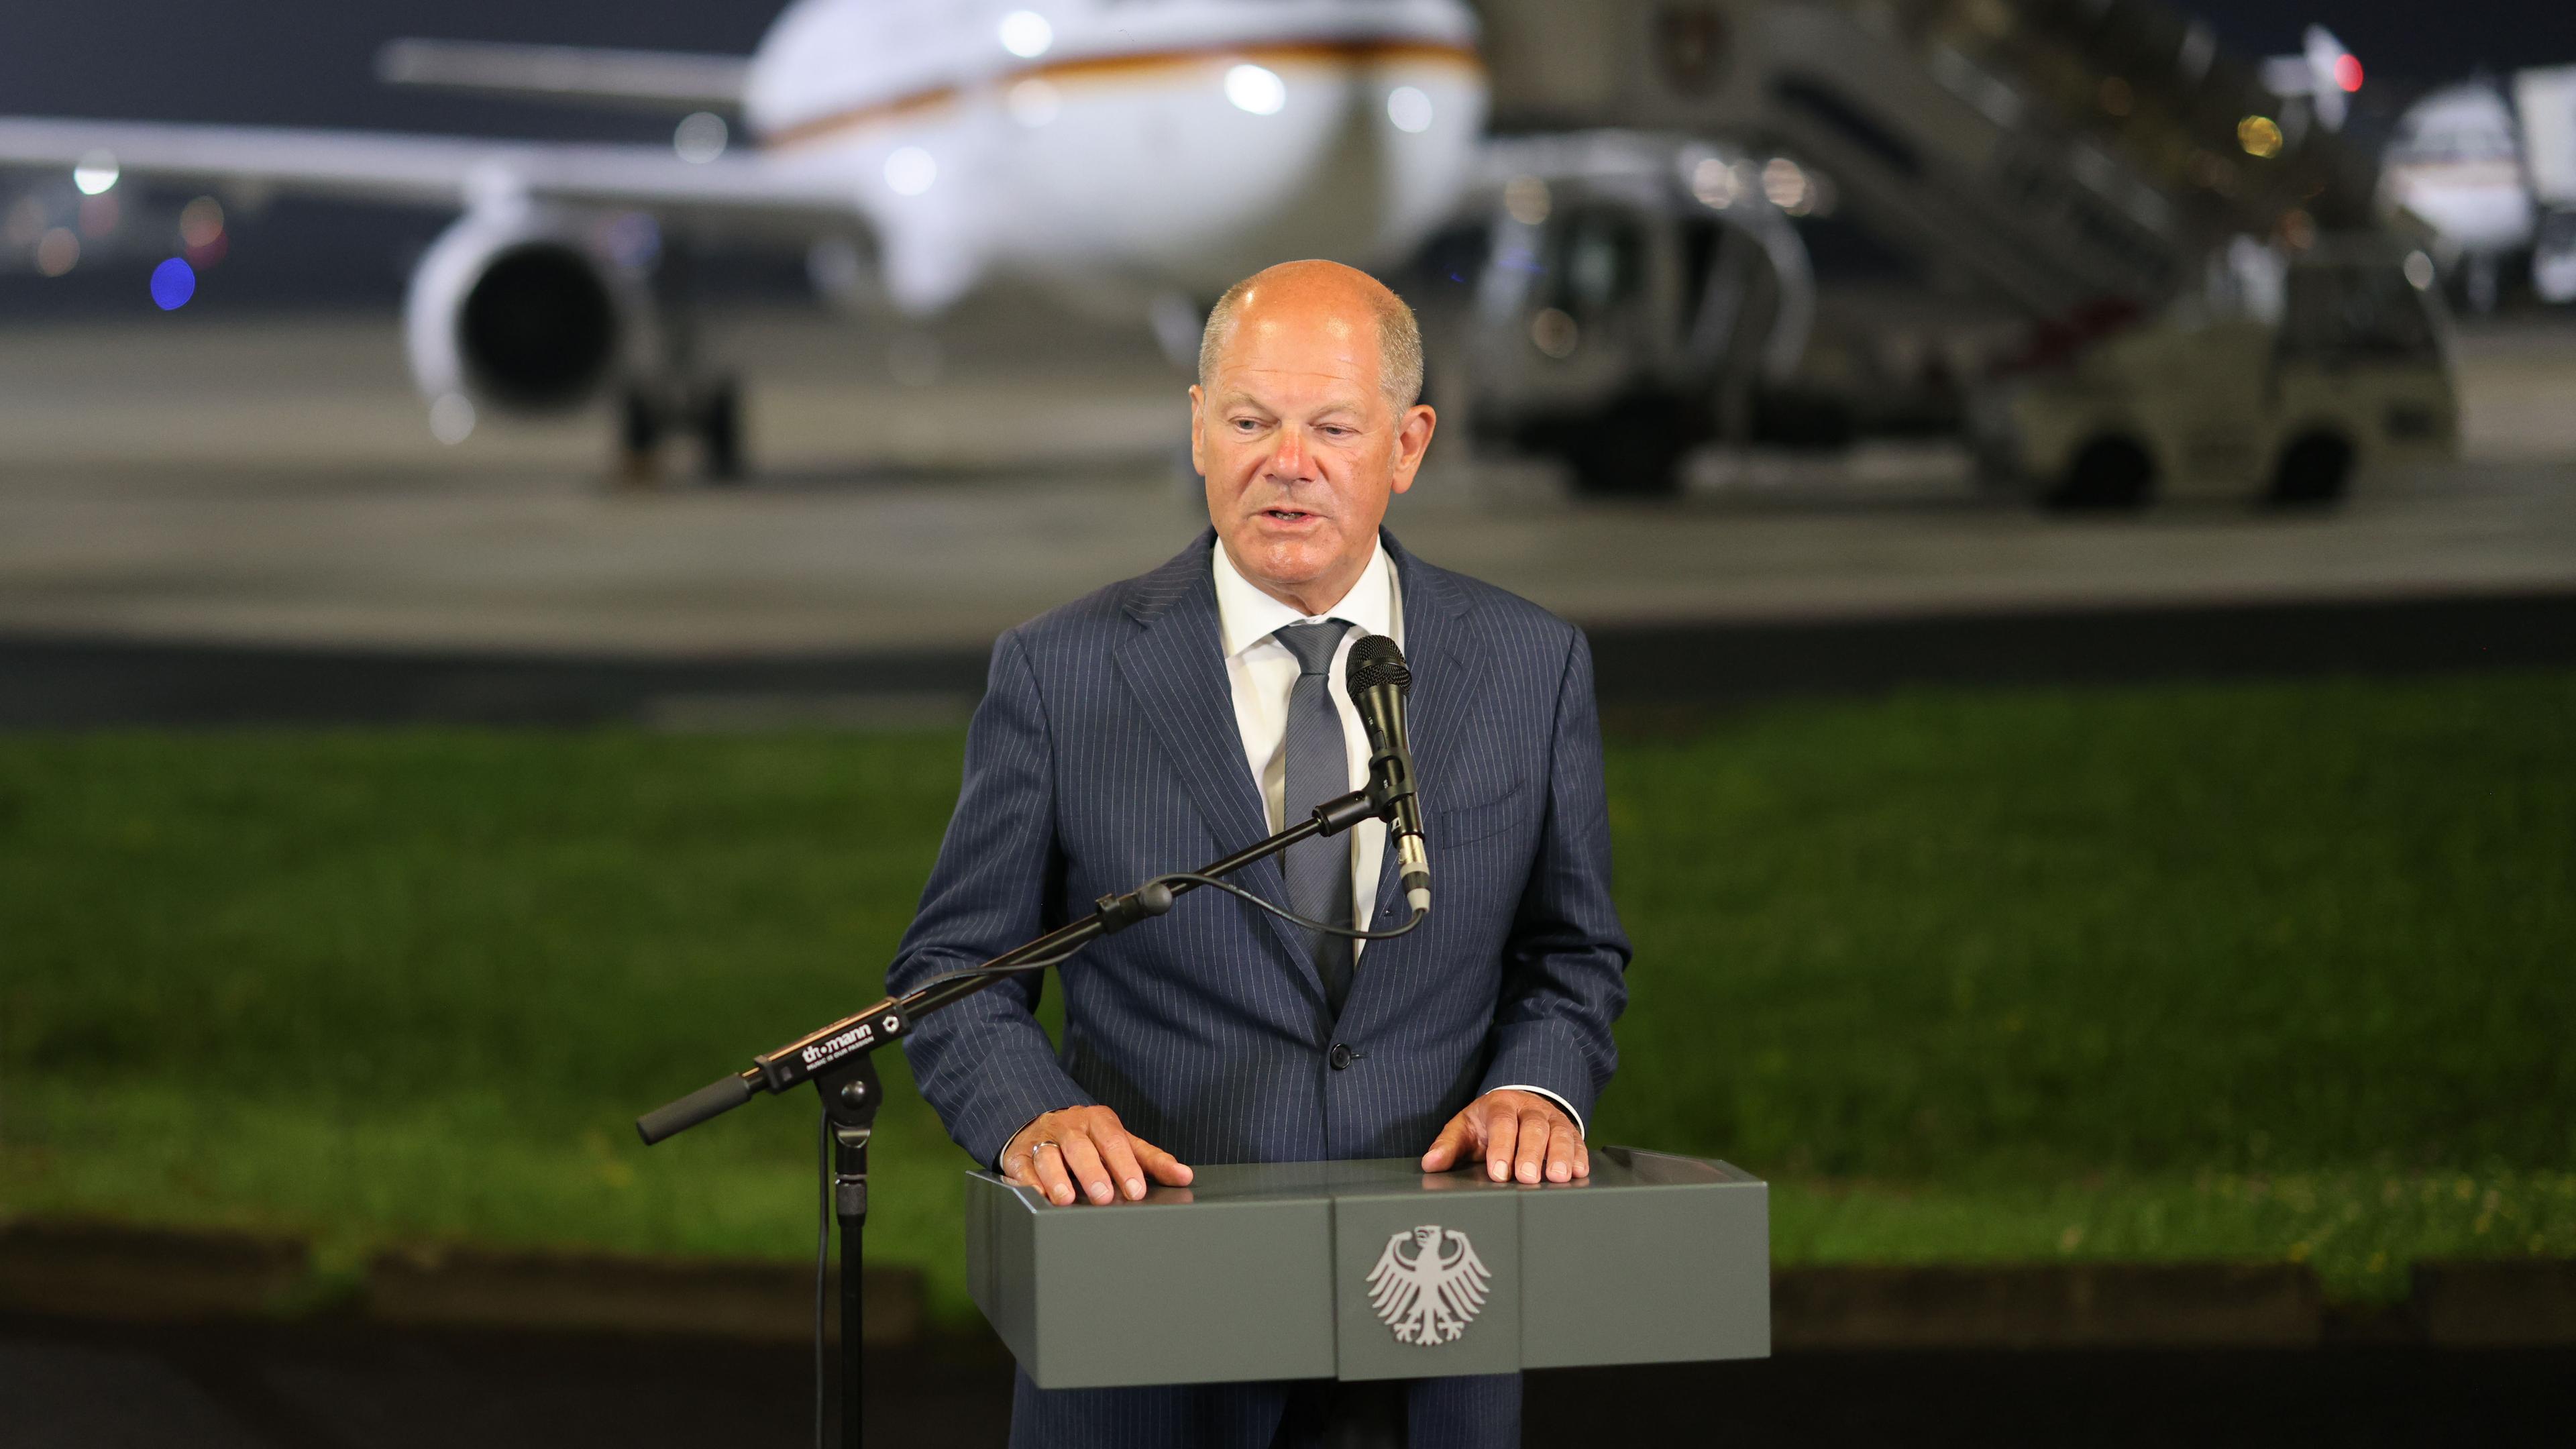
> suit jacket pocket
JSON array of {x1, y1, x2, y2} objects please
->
[{"x1": 1437, "y1": 785, "x2": 1526, "y2": 849}]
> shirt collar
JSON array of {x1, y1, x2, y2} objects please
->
[{"x1": 1211, "y1": 535, "x2": 1397, "y2": 659}]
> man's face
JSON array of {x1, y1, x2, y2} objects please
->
[{"x1": 1189, "y1": 295, "x2": 1434, "y2": 607}]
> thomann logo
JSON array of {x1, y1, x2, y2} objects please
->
[
  {"x1": 1366, "y1": 1224, "x2": 1491, "y2": 1345},
  {"x1": 801, "y1": 1022, "x2": 875, "y2": 1068}
]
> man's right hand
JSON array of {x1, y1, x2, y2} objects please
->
[{"x1": 1002, "y1": 1105, "x2": 1194, "y2": 1205}]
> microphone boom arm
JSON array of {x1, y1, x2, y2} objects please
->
[{"x1": 636, "y1": 782, "x2": 1393, "y2": 1144}]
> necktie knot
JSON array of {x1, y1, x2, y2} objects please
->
[{"x1": 1274, "y1": 620, "x2": 1351, "y2": 678}]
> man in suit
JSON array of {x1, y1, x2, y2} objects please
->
[{"x1": 887, "y1": 260, "x2": 1630, "y2": 1448}]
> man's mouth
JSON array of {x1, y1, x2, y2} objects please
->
[{"x1": 1260, "y1": 507, "x2": 1320, "y2": 523}]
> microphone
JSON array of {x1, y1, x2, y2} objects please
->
[{"x1": 1344, "y1": 634, "x2": 1429, "y2": 916}]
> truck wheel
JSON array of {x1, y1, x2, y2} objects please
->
[
  {"x1": 2268, "y1": 431, "x2": 2353, "y2": 506},
  {"x1": 1566, "y1": 393, "x2": 1690, "y2": 499},
  {"x1": 2047, "y1": 436, "x2": 2155, "y2": 510}
]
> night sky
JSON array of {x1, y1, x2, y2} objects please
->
[{"x1": 0, "y1": 0, "x2": 2568, "y2": 313}]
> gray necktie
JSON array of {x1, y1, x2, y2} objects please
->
[{"x1": 1275, "y1": 620, "x2": 1355, "y2": 1016}]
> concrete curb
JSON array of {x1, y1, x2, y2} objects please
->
[
  {"x1": 0, "y1": 1221, "x2": 311, "y2": 1322},
  {"x1": 1770, "y1": 1263, "x2": 2322, "y2": 1350},
  {"x1": 2413, "y1": 1259, "x2": 2576, "y2": 1348},
  {"x1": 0, "y1": 1222, "x2": 919, "y2": 1344},
  {"x1": 368, "y1": 1244, "x2": 922, "y2": 1345},
  {"x1": 5, "y1": 1222, "x2": 2570, "y2": 1351}
]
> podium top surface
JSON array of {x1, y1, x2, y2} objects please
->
[{"x1": 970, "y1": 1146, "x2": 1757, "y2": 1212}]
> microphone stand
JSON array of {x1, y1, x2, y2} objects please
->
[{"x1": 635, "y1": 776, "x2": 1407, "y2": 1449}]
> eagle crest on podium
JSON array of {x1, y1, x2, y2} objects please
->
[{"x1": 1366, "y1": 1224, "x2": 1491, "y2": 1344}]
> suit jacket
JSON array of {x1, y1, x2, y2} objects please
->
[{"x1": 888, "y1": 528, "x2": 1631, "y2": 1448}]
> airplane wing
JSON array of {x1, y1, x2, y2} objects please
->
[
  {"x1": 0, "y1": 117, "x2": 855, "y2": 227},
  {"x1": 376, "y1": 40, "x2": 749, "y2": 115}
]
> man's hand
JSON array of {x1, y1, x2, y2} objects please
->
[
  {"x1": 1002, "y1": 1105, "x2": 1194, "y2": 1206},
  {"x1": 1420, "y1": 1089, "x2": 1589, "y2": 1184}
]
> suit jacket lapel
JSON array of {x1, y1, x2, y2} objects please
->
[
  {"x1": 1368, "y1": 532, "x2": 1487, "y2": 930},
  {"x1": 1112, "y1": 531, "x2": 1326, "y2": 997}
]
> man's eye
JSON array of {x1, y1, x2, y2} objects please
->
[{"x1": 1232, "y1": 419, "x2": 1262, "y2": 432}]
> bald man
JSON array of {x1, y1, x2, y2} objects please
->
[{"x1": 886, "y1": 261, "x2": 1631, "y2": 1448}]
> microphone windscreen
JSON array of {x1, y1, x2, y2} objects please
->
[{"x1": 1345, "y1": 634, "x2": 1411, "y2": 696}]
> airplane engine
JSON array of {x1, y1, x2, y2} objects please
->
[{"x1": 404, "y1": 209, "x2": 649, "y2": 416}]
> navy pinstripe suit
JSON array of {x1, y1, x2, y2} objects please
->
[{"x1": 888, "y1": 528, "x2": 1631, "y2": 1448}]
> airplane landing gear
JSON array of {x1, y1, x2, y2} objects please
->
[
  {"x1": 618, "y1": 237, "x2": 745, "y2": 484},
  {"x1": 614, "y1": 374, "x2": 745, "y2": 483},
  {"x1": 696, "y1": 374, "x2": 743, "y2": 482}
]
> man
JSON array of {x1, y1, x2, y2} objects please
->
[{"x1": 887, "y1": 260, "x2": 1630, "y2": 1448}]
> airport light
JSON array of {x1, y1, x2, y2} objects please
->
[
  {"x1": 1691, "y1": 156, "x2": 1739, "y2": 208},
  {"x1": 2238, "y1": 115, "x2": 2284, "y2": 159},
  {"x1": 1387, "y1": 86, "x2": 1433, "y2": 134},
  {"x1": 1761, "y1": 157, "x2": 1809, "y2": 211},
  {"x1": 674, "y1": 111, "x2": 729, "y2": 164},
  {"x1": 998, "y1": 11, "x2": 1053, "y2": 60},
  {"x1": 1225, "y1": 64, "x2": 1286, "y2": 117},
  {"x1": 1530, "y1": 307, "x2": 1578, "y2": 360},
  {"x1": 2334, "y1": 54, "x2": 2363, "y2": 93},
  {"x1": 178, "y1": 197, "x2": 225, "y2": 250},
  {"x1": 34, "y1": 227, "x2": 78, "y2": 276},
  {"x1": 429, "y1": 393, "x2": 476, "y2": 445},
  {"x1": 72, "y1": 150, "x2": 119, "y2": 195},
  {"x1": 150, "y1": 258, "x2": 196, "y2": 311},
  {"x1": 883, "y1": 146, "x2": 937, "y2": 197}
]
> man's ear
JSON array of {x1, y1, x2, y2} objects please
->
[
  {"x1": 1187, "y1": 385, "x2": 1208, "y2": 479},
  {"x1": 1389, "y1": 402, "x2": 1437, "y2": 495}
]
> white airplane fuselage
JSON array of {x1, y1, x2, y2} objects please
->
[
  {"x1": 741, "y1": 0, "x2": 1489, "y2": 313},
  {"x1": 2380, "y1": 81, "x2": 2536, "y2": 260}
]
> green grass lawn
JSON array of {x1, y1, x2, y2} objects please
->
[{"x1": 2, "y1": 672, "x2": 2571, "y2": 1320}]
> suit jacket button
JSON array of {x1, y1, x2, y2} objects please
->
[{"x1": 1328, "y1": 1042, "x2": 1354, "y2": 1071}]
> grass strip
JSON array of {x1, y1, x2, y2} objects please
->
[{"x1": 2, "y1": 672, "x2": 2569, "y2": 1318}]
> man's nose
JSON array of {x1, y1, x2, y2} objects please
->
[{"x1": 1267, "y1": 426, "x2": 1309, "y2": 479}]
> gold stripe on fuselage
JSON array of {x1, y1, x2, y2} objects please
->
[{"x1": 759, "y1": 39, "x2": 1483, "y2": 151}]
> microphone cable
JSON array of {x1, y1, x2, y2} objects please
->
[
  {"x1": 898, "y1": 874, "x2": 1423, "y2": 1000},
  {"x1": 1142, "y1": 871, "x2": 1424, "y2": 941}
]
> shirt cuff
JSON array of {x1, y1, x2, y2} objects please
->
[
  {"x1": 1485, "y1": 1084, "x2": 1585, "y2": 1138},
  {"x1": 995, "y1": 1110, "x2": 1048, "y2": 1171}
]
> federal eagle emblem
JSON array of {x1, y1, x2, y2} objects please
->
[{"x1": 1366, "y1": 1224, "x2": 1491, "y2": 1345}]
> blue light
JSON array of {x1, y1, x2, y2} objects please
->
[{"x1": 150, "y1": 257, "x2": 196, "y2": 311}]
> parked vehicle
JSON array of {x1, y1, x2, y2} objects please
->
[{"x1": 1970, "y1": 237, "x2": 2457, "y2": 508}]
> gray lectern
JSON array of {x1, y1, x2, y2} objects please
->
[{"x1": 966, "y1": 1146, "x2": 1768, "y2": 1389}]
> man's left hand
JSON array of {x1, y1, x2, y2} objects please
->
[{"x1": 1420, "y1": 1089, "x2": 1589, "y2": 1184}]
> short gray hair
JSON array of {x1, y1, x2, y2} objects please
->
[{"x1": 1197, "y1": 270, "x2": 1424, "y2": 409}]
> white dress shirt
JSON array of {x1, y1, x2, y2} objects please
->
[
  {"x1": 1211, "y1": 537, "x2": 1400, "y2": 947},
  {"x1": 1209, "y1": 539, "x2": 1583, "y2": 1136}
]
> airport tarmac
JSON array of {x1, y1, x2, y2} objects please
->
[{"x1": 0, "y1": 302, "x2": 2571, "y2": 663}]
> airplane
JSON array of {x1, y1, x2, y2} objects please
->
[
  {"x1": 0, "y1": 0, "x2": 1490, "y2": 476},
  {"x1": 2378, "y1": 76, "x2": 2536, "y2": 313}
]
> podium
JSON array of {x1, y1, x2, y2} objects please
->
[{"x1": 966, "y1": 1147, "x2": 1768, "y2": 1389}]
